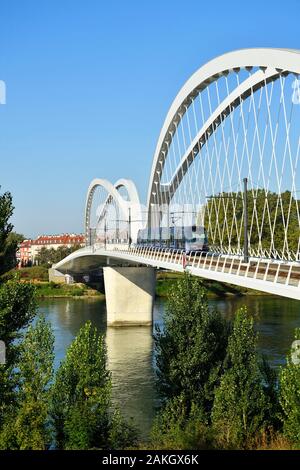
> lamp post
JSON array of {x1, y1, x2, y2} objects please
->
[
  {"x1": 128, "y1": 207, "x2": 132, "y2": 247},
  {"x1": 243, "y1": 177, "x2": 249, "y2": 263},
  {"x1": 116, "y1": 209, "x2": 120, "y2": 242},
  {"x1": 104, "y1": 219, "x2": 107, "y2": 250}
]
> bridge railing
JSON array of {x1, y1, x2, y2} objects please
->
[
  {"x1": 83, "y1": 240, "x2": 300, "y2": 290},
  {"x1": 105, "y1": 245, "x2": 300, "y2": 290}
]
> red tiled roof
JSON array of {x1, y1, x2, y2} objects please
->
[
  {"x1": 20, "y1": 239, "x2": 32, "y2": 248},
  {"x1": 20, "y1": 234, "x2": 85, "y2": 248},
  {"x1": 32, "y1": 234, "x2": 85, "y2": 245}
]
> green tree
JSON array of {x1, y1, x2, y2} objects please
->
[
  {"x1": 0, "y1": 280, "x2": 36, "y2": 427},
  {"x1": 0, "y1": 187, "x2": 57, "y2": 450},
  {"x1": 108, "y1": 409, "x2": 138, "y2": 450},
  {"x1": 51, "y1": 321, "x2": 136, "y2": 449},
  {"x1": 154, "y1": 274, "x2": 229, "y2": 418},
  {"x1": 54, "y1": 244, "x2": 82, "y2": 263},
  {"x1": 211, "y1": 307, "x2": 273, "y2": 448},
  {"x1": 151, "y1": 395, "x2": 212, "y2": 450},
  {"x1": 0, "y1": 316, "x2": 54, "y2": 449},
  {"x1": 35, "y1": 247, "x2": 57, "y2": 266},
  {"x1": 0, "y1": 189, "x2": 19, "y2": 276},
  {"x1": 36, "y1": 244, "x2": 82, "y2": 267},
  {"x1": 279, "y1": 328, "x2": 300, "y2": 445},
  {"x1": 204, "y1": 189, "x2": 299, "y2": 257},
  {"x1": 7, "y1": 232, "x2": 24, "y2": 246},
  {"x1": 0, "y1": 187, "x2": 38, "y2": 434}
]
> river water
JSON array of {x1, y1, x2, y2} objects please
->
[{"x1": 38, "y1": 295, "x2": 300, "y2": 438}]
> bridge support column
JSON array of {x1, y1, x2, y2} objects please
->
[{"x1": 103, "y1": 266, "x2": 156, "y2": 326}]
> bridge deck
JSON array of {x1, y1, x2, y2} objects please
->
[
  {"x1": 110, "y1": 246, "x2": 300, "y2": 300},
  {"x1": 55, "y1": 245, "x2": 300, "y2": 301}
]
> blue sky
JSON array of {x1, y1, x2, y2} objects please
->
[{"x1": 0, "y1": 0, "x2": 299, "y2": 238}]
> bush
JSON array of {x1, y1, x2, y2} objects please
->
[
  {"x1": 1, "y1": 266, "x2": 49, "y2": 282},
  {"x1": 151, "y1": 396, "x2": 212, "y2": 450},
  {"x1": 20, "y1": 266, "x2": 49, "y2": 281}
]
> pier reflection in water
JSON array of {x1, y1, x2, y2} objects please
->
[
  {"x1": 39, "y1": 295, "x2": 300, "y2": 438},
  {"x1": 106, "y1": 325, "x2": 159, "y2": 434},
  {"x1": 40, "y1": 297, "x2": 160, "y2": 437}
]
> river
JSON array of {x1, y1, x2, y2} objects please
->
[{"x1": 38, "y1": 294, "x2": 300, "y2": 439}]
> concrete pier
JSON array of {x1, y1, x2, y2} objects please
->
[{"x1": 103, "y1": 266, "x2": 156, "y2": 326}]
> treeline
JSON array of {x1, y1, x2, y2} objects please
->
[
  {"x1": 152, "y1": 275, "x2": 300, "y2": 449},
  {"x1": 205, "y1": 189, "x2": 300, "y2": 256},
  {"x1": 34, "y1": 245, "x2": 82, "y2": 267},
  {"x1": 0, "y1": 189, "x2": 23, "y2": 275}
]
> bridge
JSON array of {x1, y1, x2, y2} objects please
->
[{"x1": 55, "y1": 48, "x2": 300, "y2": 325}]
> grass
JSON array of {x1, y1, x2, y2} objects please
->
[
  {"x1": 33, "y1": 281, "x2": 104, "y2": 299},
  {"x1": 1, "y1": 265, "x2": 49, "y2": 282},
  {"x1": 1, "y1": 267, "x2": 104, "y2": 298}
]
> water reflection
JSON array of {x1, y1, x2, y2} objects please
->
[
  {"x1": 39, "y1": 295, "x2": 300, "y2": 438},
  {"x1": 40, "y1": 298, "x2": 159, "y2": 437},
  {"x1": 106, "y1": 326, "x2": 158, "y2": 435},
  {"x1": 40, "y1": 298, "x2": 107, "y2": 368},
  {"x1": 210, "y1": 295, "x2": 300, "y2": 368}
]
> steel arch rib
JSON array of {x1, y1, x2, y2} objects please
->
[
  {"x1": 96, "y1": 179, "x2": 141, "y2": 222},
  {"x1": 113, "y1": 179, "x2": 143, "y2": 238},
  {"x1": 114, "y1": 178, "x2": 140, "y2": 205},
  {"x1": 147, "y1": 48, "x2": 300, "y2": 212},
  {"x1": 160, "y1": 67, "x2": 280, "y2": 202},
  {"x1": 85, "y1": 178, "x2": 130, "y2": 241}
]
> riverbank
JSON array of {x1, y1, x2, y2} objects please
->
[
  {"x1": 4, "y1": 266, "x2": 263, "y2": 299},
  {"x1": 155, "y1": 271, "x2": 263, "y2": 298},
  {"x1": 1, "y1": 267, "x2": 105, "y2": 298},
  {"x1": 34, "y1": 275, "x2": 254, "y2": 299},
  {"x1": 34, "y1": 281, "x2": 105, "y2": 298}
]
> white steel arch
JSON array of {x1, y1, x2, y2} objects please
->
[
  {"x1": 147, "y1": 48, "x2": 300, "y2": 212},
  {"x1": 85, "y1": 178, "x2": 127, "y2": 243},
  {"x1": 114, "y1": 178, "x2": 140, "y2": 205},
  {"x1": 85, "y1": 178, "x2": 142, "y2": 245},
  {"x1": 160, "y1": 68, "x2": 282, "y2": 202}
]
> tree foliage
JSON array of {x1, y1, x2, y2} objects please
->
[
  {"x1": 280, "y1": 328, "x2": 300, "y2": 444},
  {"x1": 0, "y1": 280, "x2": 37, "y2": 426},
  {"x1": 51, "y1": 321, "x2": 137, "y2": 449},
  {"x1": 0, "y1": 316, "x2": 54, "y2": 449},
  {"x1": 151, "y1": 395, "x2": 212, "y2": 450},
  {"x1": 35, "y1": 245, "x2": 82, "y2": 267},
  {"x1": 0, "y1": 189, "x2": 19, "y2": 276},
  {"x1": 152, "y1": 276, "x2": 283, "y2": 450},
  {"x1": 205, "y1": 189, "x2": 299, "y2": 256},
  {"x1": 211, "y1": 307, "x2": 275, "y2": 448},
  {"x1": 154, "y1": 274, "x2": 229, "y2": 418}
]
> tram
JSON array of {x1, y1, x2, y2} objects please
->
[{"x1": 136, "y1": 225, "x2": 209, "y2": 253}]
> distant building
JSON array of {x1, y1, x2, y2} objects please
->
[
  {"x1": 19, "y1": 233, "x2": 85, "y2": 266},
  {"x1": 19, "y1": 239, "x2": 33, "y2": 266}
]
